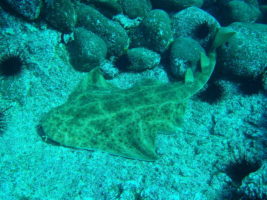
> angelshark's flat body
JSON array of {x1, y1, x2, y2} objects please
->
[
  {"x1": 40, "y1": 28, "x2": 234, "y2": 161},
  {"x1": 40, "y1": 53, "x2": 214, "y2": 161}
]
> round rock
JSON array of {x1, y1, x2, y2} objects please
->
[
  {"x1": 169, "y1": 37, "x2": 204, "y2": 80},
  {"x1": 224, "y1": 0, "x2": 260, "y2": 23},
  {"x1": 2, "y1": 0, "x2": 42, "y2": 20},
  {"x1": 141, "y1": 9, "x2": 173, "y2": 53},
  {"x1": 151, "y1": 0, "x2": 203, "y2": 11},
  {"x1": 217, "y1": 22, "x2": 267, "y2": 78},
  {"x1": 45, "y1": 0, "x2": 77, "y2": 33},
  {"x1": 121, "y1": 0, "x2": 152, "y2": 19},
  {"x1": 76, "y1": 4, "x2": 129, "y2": 56},
  {"x1": 126, "y1": 47, "x2": 161, "y2": 71},
  {"x1": 172, "y1": 7, "x2": 220, "y2": 50},
  {"x1": 68, "y1": 28, "x2": 107, "y2": 72},
  {"x1": 82, "y1": 0, "x2": 122, "y2": 17}
]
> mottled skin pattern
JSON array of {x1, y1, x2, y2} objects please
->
[
  {"x1": 40, "y1": 28, "x2": 234, "y2": 161},
  {"x1": 40, "y1": 52, "x2": 216, "y2": 161}
]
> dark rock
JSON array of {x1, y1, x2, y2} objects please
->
[
  {"x1": 2, "y1": 0, "x2": 42, "y2": 20},
  {"x1": 68, "y1": 28, "x2": 107, "y2": 72},
  {"x1": 151, "y1": 0, "x2": 203, "y2": 11},
  {"x1": 141, "y1": 9, "x2": 173, "y2": 53},
  {"x1": 172, "y1": 7, "x2": 220, "y2": 50},
  {"x1": 45, "y1": 0, "x2": 77, "y2": 33},
  {"x1": 76, "y1": 4, "x2": 129, "y2": 56},
  {"x1": 82, "y1": 0, "x2": 122, "y2": 18},
  {"x1": 121, "y1": 0, "x2": 152, "y2": 19},
  {"x1": 169, "y1": 37, "x2": 204, "y2": 80},
  {"x1": 224, "y1": 0, "x2": 260, "y2": 23},
  {"x1": 126, "y1": 47, "x2": 160, "y2": 71},
  {"x1": 218, "y1": 22, "x2": 267, "y2": 78}
]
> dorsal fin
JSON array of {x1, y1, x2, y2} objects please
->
[
  {"x1": 211, "y1": 27, "x2": 236, "y2": 50},
  {"x1": 85, "y1": 67, "x2": 110, "y2": 88},
  {"x1": 185, "y1": 68, "x2": 194, "y2": 83},
  {"x1": 68, "y1": 68, "x2": 113, "y2": 100}
]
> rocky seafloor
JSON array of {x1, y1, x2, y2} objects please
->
[{"x1": 0, "y1": 0, "x2": 266, "y2": 199}]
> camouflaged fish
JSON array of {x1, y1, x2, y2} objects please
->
[{"x1": 40, "y1": 28, "x2": 234, "y2": 161}]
